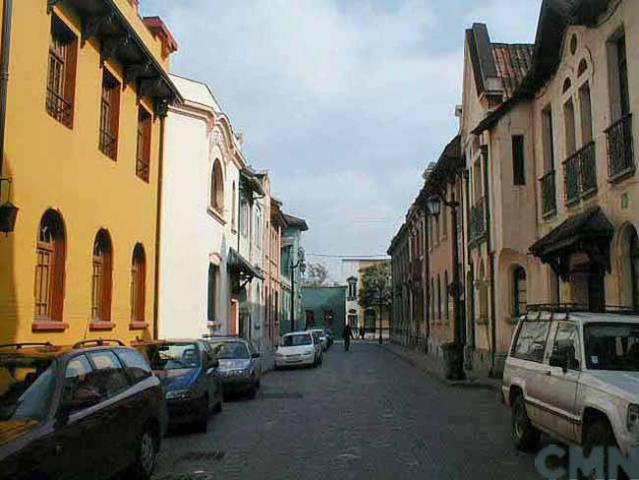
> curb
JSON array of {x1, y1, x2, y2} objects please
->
[{"x1": 379, "y1": 343, "x2": 500, "y2": 392}]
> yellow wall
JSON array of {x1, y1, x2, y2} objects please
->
[{"x1": 0, "y1": 1, "x2": 168, "y2": 344}]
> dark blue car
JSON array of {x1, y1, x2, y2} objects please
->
[{"x1": 135, "y1": 340, "x2": 223, "y2": 432}]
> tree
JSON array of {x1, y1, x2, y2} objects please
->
[
  {"x1": 358, "y1": 262, "x2": 392, "y2": 310},
  {"x1": 303, "y1": 263, "x2": 329, "y2": 287}
]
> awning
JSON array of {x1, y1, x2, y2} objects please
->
[
  {"x1": 228, "y1": 248, "x2": 264, "y2": 283},
  {"x1": 529, "y1": 206, "x2": 613, "y2": 279}
]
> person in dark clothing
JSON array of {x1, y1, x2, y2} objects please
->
[
  {"x1": 360, "y1": 325, "x2": 365, "y2": 340},
  {"x1": 343, "y1": 324, "x2": 355, "y2": 351}
]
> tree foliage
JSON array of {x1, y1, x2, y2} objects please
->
[
  {"x1": 303, "y1": 263, "x2": 329, "y2": 287},
  {"x1": 358, "y1": 262, "x2": 392, "y2": 309}
]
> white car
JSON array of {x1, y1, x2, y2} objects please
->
[
  {"x1": 502, "y1": 308, "x2": 639, "y2": 456},
  {"x1": 308, "y1": 328, "x2": 329, "y2": 351},
  {"x1": 275, "y1": 332, "x2": 318, "y2": 368}
]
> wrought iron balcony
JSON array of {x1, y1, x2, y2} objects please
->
[
  {"x1": 539, "y1": 170, "x2": 557, "y2": 217},
  {"x1": 99, "y1": 129, "x2": 117, "y2": 160},
  {"x1": 469, "y1": 197, "x2": 486, "y2": 242},
  {"x1": 563, "y1": 141, "x2": 597, "y2": 206},
  {"x1": 46, "y1": 88, "x2": 73, "y2": 128},
  {"x1": 606, "y1": 114, "x2": 635, "y2": 181}
]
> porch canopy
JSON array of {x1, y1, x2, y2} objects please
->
[
  {"x1": 228, "y1": 248, "x2": 264, "y2": 284},
  {"x1": 529, "y1": 206, "x2": 614, "y2": 280}
]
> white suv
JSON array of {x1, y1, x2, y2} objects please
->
[{"x1": 502, "y1": 308, "x2": 639, "y2": 455}]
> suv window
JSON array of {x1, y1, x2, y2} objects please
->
[
  {"x1": 88, "y1": 351, "x2": 130, "y2": 398},
  {"x1": 512, "y1": 321, "x2": 550, "y2": 362},
  {"x1": 551, "y1": 322, "x2": 581, "y2": 370},
  {"x1": 116, "y1": 348, "x2": 152, "y2": 383}
]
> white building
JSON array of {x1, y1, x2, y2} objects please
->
[{"x1": 159, "y1": 74, "x2": 258, "y2": 340}]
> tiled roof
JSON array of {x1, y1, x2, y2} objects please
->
[{"x1": 491, "y1": 43, "x2": 534, "y2": 99}]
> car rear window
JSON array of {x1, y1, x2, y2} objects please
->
[
  {"x1": 512, "y1": 320, "x2": 550, "y2": 362},
  {"x1": 282, "y1": 334, "x2": 312, "y2": 346},
  {"x1": 116, "y1": 348, "x2": 153, "y2": 383}
]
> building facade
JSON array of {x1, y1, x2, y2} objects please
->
[
  {"x1": 280, "y1": 213, "x2": 308, "y2": 333},
  {"x1": 388, "y1": 224, "x2": 410, "y2": 345},
  {"x1": 0, "y1": 0, "x2": 178, "y2": 344},
  {"x1": 389, "y1": 0, "x2": 639, "y2": 380},
  {"x1": 341, "y1": 259, "x2": 391, "y2": 339}
]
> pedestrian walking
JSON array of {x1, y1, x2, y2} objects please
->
[
  {"x1": 343, "y1": 324, "x2": 354, "y2": 351},
  {"x1": 360, "y1": 325, "x2": 365, "y2": 340}
]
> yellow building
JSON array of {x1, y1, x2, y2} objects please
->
[{"x1": 0, "y1": 0, "x2": 180, "y2": 344}]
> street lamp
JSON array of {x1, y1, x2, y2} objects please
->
[
  {"x1": 425, "y1": 193, "x2": 464, "y2": 380},
  {"x1": 289, "y1": 247, "x2": 306, "y2": 332}
]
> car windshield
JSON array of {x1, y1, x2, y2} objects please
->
[
  {"x1": 584, "y1": 322, "x2": 639, "y2": 371},
  {"x1": 147, "y1": 343, "x2": 201, "y2": 370},
  {"x1": 211, "y1": 341, "x2": 250, "y2": 360},
  {"x1": 282, "y1": 334, "x2": 312, "y2": 347},
  {"x1": 0, "y1": 355, "x2": 56, "y2": 422}
]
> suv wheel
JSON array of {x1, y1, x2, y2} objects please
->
[
  {"x1": 130, "y1": 425, "x2": 158, "y2": 480},
  {"x1": 194, "y1": 396, "x2": 209, "y2": 433},
  {"x1": 512, "y1": 394, "x2": 539, "y2": 451},
  {"x1": 584, "y1": 419, "x2": 619, "y2": 480}
]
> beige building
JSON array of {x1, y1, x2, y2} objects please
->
[
  {"x1": 342, "y1": 258, "x2": 391, "y2": 339},
  {"x1": 465, "y1": 0, "x2": 639, "y2": 375}
]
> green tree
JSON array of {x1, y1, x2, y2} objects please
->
[
  {"x1": 358, "y1": 262, "x2": 392, "y2": 310},
  {"x1": 303, "y1": 263, "x2": 329, "y2": 287}
]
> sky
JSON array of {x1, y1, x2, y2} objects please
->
[{"x1": 141, "y1": 0, "x2": 542, "y2": 283}]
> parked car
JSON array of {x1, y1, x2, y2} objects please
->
[
  {"x1": 275, "y1": 332, "x2": 318, "y2": 368},
  {"x1": 135, "y1": 339, "x2": 222, "y2": 432},
  {"x1": 308, "y1": 330, "x2": 324, "y2": 364},
  {"x1": 308, "y1": 328, "x2": 329, "y2": 351},
  {"x1": 204, "y1": 336, "x2": 261, "y2": 399},
  {"x1": 0, "y1": 340, "x2": 166, "y2": 480},
  {"x1": 502, "y1": 307, "x2": 639, "y2": 458}
]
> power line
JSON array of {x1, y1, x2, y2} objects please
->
[{"x1": 305, "y1": 253, "x2": 389, "y2": 259}]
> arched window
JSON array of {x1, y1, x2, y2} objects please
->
[
  {"x1": 562, "y1": 77, "x2": 572, "y2": 93},
  {"x1": 513, "y1": 266, "x2": 527, "y2": 317},
  {"x1": 34, "y1": 210, "x2": 66, "y2": 322},
  {"x1": 130, "y1": 244, "x2": 146, "y2": 324},
  {"x1": 210, "y1": 159, "x2": 224, "y2": 212},
  {"x1": 445, "y1": 271, "x2": 450, "y2": 320},
  {"x1": 231, "y1": 181, "x2": 237, "y2": 229},
  {"x1": 91, "y1": 229, "x2": 113, "y2": 322},
  {"x1": 437, "y1": 274, "x2": 442, "y2": 320},
  {"x1": 628, "y1": 227, "x2": 639, "y2": 310},
  {"x1": 578, "y1": 59, "x2": 588, "y2": 77}
]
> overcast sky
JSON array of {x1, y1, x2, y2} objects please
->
[{"x1": 142, "y1": 0, "x2": 541, "y2": 282}]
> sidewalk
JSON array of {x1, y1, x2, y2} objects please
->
[{"x1": 379, "y1": 341, "x2": 501, "y2": 392}]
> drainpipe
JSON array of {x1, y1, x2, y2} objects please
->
[
  {"x1": 0, "y1": 0, "x2": 13, "y2": 188},
  {"x1": 482, "y1": 144, "x2": 498, "y2": 376},
  {"x1": 153, "y1": 115, "x2": 166, "y2": 340},
  {"x1": 424, "y1": 211, "x2": 430, "y2": 352}
]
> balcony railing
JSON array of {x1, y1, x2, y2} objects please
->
[
  {"x1": 470, "y1": 197, "x2": 486, "y2": 242},
  {"x1": 45, "y1": 88, "x2": 73, "y2": 128},
  {"x1": 99, "y1": 129, "x2": 117, "y2": 160},
  {"x1": 563, "y1": 141, "x2": 597, "y2": 205},
  {"x1": 136, "y1": 156, "x2": 150, "y2": 182},
  {"x1": 539, "y1": 170, "x2": 557, "y2": 217},
  {"x1": 606, "y1": 113, "x2": 634, "y2": 181}
]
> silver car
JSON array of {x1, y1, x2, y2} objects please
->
[
  {"x1": 205, "y1": 337, "x2": 262, "y2": 399},
  {"x1": 502, "y1": 308, "x2": 639, "y2": 457}
]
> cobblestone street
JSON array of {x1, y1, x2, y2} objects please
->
[{"x1": 154, "y1": 342, "x2": 543, "y2": 480}]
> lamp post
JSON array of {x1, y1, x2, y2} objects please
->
[
  {"x1": 425, "y1": 192, "x2": 464, "y2": 380},
  {"x1": 289, "y1": 247, "x2": 306, "y2": 332}
]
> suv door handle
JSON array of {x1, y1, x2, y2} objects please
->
[{"x1": 545, "y1": 370, "x2": 552, "y2": 376}]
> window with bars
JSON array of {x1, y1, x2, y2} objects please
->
[
  {"x1": 513, "y1": 266, "x2": 527, "y2": 317},
  {"x1": 46, "y1": 15, "x2": 77, "y2": 128},
  {"x1": 130, "y1": 244, "x2": 146, "y2": 324},
  {"x1": 99, "y1": 70, "x2": 120, "y2": 160},
  {"x1": 91, "y1": 230, "x2": 113, "y2": 323},
  {"x1": 34, "y1": 210, "x2": 66, "y2": 322},
  {"x1": 136, "y1": 107, "x2": 152, "y2": 181}
]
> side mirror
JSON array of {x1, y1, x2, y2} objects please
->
[
  {"x1": 207, "y1": 357, "x2": 219, "y2": 369},
  {"x1": 549, "y1": 352, "x2": 569, "y2": 372}
]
